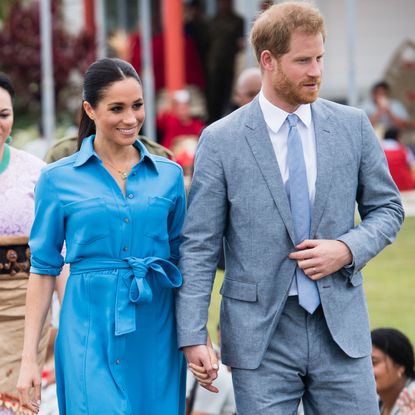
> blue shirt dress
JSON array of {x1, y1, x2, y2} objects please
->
[{"x1": 29, "y1": 136, "x2": 187, "y2": 414}]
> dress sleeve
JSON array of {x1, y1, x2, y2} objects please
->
[
  {"x1": 29, "y1": 169, "x2": 65, "y2": 276},
  {"x1": 168, "y1": 169, "x2": 186, "y2": 265}
]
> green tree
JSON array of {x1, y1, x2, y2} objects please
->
[{"x1": 0, "y1": 0, "x2": 95, "y2": 126}]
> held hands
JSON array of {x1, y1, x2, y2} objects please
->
[
  {"x1": 288, "y1": 239, "x2": 352, "y2": 280},
  {"x1": 16, "y1": 359, "x2": 42, "y2": 414},
  {"x1": 183, "y1": 339, "x2": 219, "y2": 393}
]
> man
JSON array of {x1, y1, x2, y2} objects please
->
[
  {"x1": 176, "y1": 3, "x2": 404, "y2": 415},
  {"x1": 362, "y1": 81, "x2": 414, "y2": 132},
  {"x1": 205, "y1": 0, "x2": 245, "y2": 123},
  {"x1": 226, "y1": 66, "x2": 262, "y2": 115}
]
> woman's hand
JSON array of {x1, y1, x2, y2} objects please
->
[
  {"x1": 397, "y1": 387, "x2": 415, "y2": 415},
  {"x1": 185, "y1": 334, "x2": 220, "y2": 393},
  {"x1": 188, "y1": 347, "x2": 219, "y2": 393},
  {"x1": 16, "y1": 359, "x2": 42, "y2": 414}
]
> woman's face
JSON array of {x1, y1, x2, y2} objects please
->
[
  {"x1": 0, "y1": 87, "x2": 14, "y2": 146},
  {"x1": 83, "y1": 77, "x2": 144, "y2": 147},
  {"x1": 372, "y1": 346, "x2": 405, "y2": 395}
]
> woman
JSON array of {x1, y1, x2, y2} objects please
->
[
  {"x1": 17, "y1": 58, "x2": 187, "y2": 414},
  {"x1": 0, "y1": 73, "x2": 50, "y2": 415},
  {"x1": 371, "y1": 328, "x2": 415, "y2": 415}
]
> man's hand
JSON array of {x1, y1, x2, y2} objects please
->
[
  {"x1": 183, "y1": 344, "x2": 219, "y2": 393},
  {"x1": 288, "y1": 239, "x2": 352, "y2": 280}
]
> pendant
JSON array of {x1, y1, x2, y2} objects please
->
[{"x1": 120, "y1": 171, "x2": 128, "y2": 180}]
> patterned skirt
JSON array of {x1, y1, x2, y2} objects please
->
[{"x1": 0, "y1": 236, "x2": 50, "y2": 415}]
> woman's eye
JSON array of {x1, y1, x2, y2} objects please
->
[
  {"x1": 110, "y1": 107, "x2": 122, "y2": 113},
  {"x1": 133, "y1": 103, "x2": 142, "y2": 110}
]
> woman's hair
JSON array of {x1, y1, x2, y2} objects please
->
[
  {"x1": 250, "y1": 2, "x2": 326, "y2": 63},
  {"x1": 78, "y1": 58, "x2": 142, "y2": 149},
  {"x1": 0, "y1": 73, "x2": 15, "y2": 100},
  {"x1": 372, "y1": 328, "x2": 415, "y2": 379}
]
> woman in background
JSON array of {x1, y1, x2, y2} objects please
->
[
  {"x1": 371, "y1": 328, "x2": 415, "y2": 415},
  {"x1": 0, "y1": 73, "x2": 52, "y2": 415}
]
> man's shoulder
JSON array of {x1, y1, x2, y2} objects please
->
[
  {"x1": 204, "y1": 104, "x2": 251, "y2": 136},
  {"x1": 44, "y1": 136, "x2": 78, "y2": 163},
  {"x1": 315, "y1": 98, "x2": 363, "y2": 115},
  {"x1": 313, "y1": 98, "x2": 366, "y2": 124}
]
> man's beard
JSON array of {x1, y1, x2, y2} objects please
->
[{"x1": 273, "y1": 66, "x2": 321, "y2": 107}]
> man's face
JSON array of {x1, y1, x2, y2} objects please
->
[{"x1": 269, "y1": 30, "x2": 324, "y2": 112}]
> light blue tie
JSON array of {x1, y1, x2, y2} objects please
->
[{"x1": 286, "y1": 114, "x2": 320, "y2": 314}]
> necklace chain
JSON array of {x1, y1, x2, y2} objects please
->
[{"x1": 102, "y1": 158, "x2": 131, "y2": 180}]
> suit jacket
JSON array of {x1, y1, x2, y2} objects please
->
[{"x1": 176, "y1": 97, "x2": 404, "y2": 370}]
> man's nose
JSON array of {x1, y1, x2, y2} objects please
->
[{"x1": 308, "y1": 60, "x2": 322, "y2": 78}]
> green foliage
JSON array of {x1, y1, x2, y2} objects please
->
[
  {"x1": 365, "y1": 215, "x2": 415, "y2": 344},
  {"x1": 0, "y1": 0, "x2": 95, "y2": 125}
]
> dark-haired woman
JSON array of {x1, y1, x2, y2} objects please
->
[
  {"x1": 371, "y1": 328, "x2": 415, "y2": 415},
  {"x1": 0, "y1": 73, "x2": 51, "y2": 415},
  {"x1": 17, "y1": 58, "x2": 187, "y2": 414}
]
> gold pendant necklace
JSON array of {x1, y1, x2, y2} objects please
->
[{"x1": 102, "y1": 159, "x2": 130, "y2": 180}]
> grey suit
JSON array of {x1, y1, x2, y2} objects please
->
[{"x1": 176, "y1": 97, "x2": 404, "y2": 413}]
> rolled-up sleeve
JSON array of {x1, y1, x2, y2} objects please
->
[{"x1": 29, "y1": 169, "x2": 65, "y2": 276}]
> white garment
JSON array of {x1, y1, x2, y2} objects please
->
[{"x1": 258, "y1": 91, "x2": 317, "y2": 296}]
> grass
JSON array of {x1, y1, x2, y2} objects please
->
[{"x1": 207, "y1": 216, "x2": 415, "y2": 345}]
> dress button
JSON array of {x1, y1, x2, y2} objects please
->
[
  {"x1": 115, "y1": 359, "x2": 120, "y2": 365},
  {"x1": 123, "y1": 246, "x2": 128, "y2": 252},
  {"x1": 124, "y1": 218, "x2": 129, "y2": 224},
  {"x1": 128, "y1": 193, "x2": 134, "y2": 199}
]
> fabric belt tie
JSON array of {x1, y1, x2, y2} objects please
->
[{"x1": 70, "y1": 257, "x2": 182, "y2": 336}]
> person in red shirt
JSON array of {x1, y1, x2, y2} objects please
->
[
  {"x1": 157, "y1": 89, "x2": 204, "y2": 150},
  {"x1": 382, "y1": 127, "x2": 415, "y2": 191}
]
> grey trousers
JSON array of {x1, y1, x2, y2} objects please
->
[{"x1": 231, "y1": 297, "x2": 379, "y2": 415}]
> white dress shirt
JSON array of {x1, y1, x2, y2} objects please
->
[{"x1": 258, "y1": 90, "x2": 317, "y2": 296}]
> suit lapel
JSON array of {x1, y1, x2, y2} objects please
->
[
  {"x1": 310, "y1": 99, "x2": 335, "y2": 237},
  {"x1": 244, "y1": 99, "x2": 296, "y2": 243}
]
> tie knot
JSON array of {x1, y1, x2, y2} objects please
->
[{"x1": 287, "y1": 114, "x2": 299, "y2": 127}]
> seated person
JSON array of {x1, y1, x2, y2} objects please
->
[
  {"x1": 157, "y1": 89, "x2": 204, "y2": 150},
  {"x1": 371, "y1": 328, "x2": 415, "y2": 415},
  {"x1": 382, "y1": 127, "x2": 415, "y2": 191}
]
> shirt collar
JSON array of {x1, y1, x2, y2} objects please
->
[
  {"x1": 259, "y1": 89, "x2": 312, "y2": 133},
  {"x1": 73, "y1": 135, "x2": 159, "y2": 173}
]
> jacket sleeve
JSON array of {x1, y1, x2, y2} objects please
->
[
  {"x1": 337, "y1": 110, "x2": 404, "y2": 273},
  {"x1": 176, "y1": 128, "x2": 228, "y2": 348}
]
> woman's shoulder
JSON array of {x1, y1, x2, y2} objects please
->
[
  {"x1": 10, "y1": 146, "x2": 45, "y2": 176},
  {"x1": 151, "y1": 154, "x2": 183, "y2": 176}
]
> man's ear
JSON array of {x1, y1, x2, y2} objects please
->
[
  {"x1": 260, "y1": 50, "x2": 275, "y2": 72},
  {"x1": 83, "y1": 101, "x2": 94, "y2": 120}
]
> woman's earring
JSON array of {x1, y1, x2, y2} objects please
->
[{"x1": 6, "y1": 136, "x2": 12, "y2": 144}]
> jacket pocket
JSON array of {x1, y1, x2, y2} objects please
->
[{"x1": 220, "y1": 278, "x2": 258, "y2": 302}]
